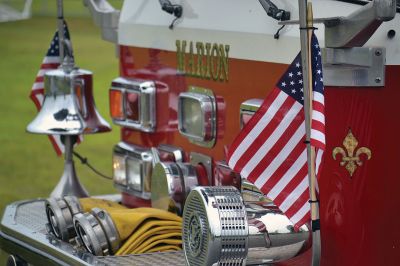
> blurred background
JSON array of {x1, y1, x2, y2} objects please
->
[{"x1": 0, "y1": 0, "x2": 123, "y2": 262}]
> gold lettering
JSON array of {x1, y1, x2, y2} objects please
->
[
  {"x1": 205, "y1": 43, "x2": 212, "y2": 79},
  {"x1": 196, "y1": 42, "x2": 205, "y2": 77},
  {"x1": 210, "y1": 43, "x2": 221, "y2": 81},
  {"x1": 176, "y1": 40, "x2": 229, "y2": 82},
  {"x1": 176, "y1": 40, "x2": 187, "y2": 73},
  {"x1": 188, "y1": 41, "x2": 195, "y2": 76},
  {"x1": 219, "y1": 45, "x2": 230, "y2": 81}
]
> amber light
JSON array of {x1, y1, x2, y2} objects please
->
[{"x1": 109, "y1": 89, "x2": 124, "y2": 120}]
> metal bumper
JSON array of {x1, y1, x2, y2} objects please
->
[{"x1": 0, "y1": 199, "x2": 186, "y2": 266}]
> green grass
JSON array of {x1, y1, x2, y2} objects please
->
[{"x1": 0, "y1": 13, "x2": 121, "y2": 262}]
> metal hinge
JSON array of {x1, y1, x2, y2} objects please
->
[{"x1": 322, "y1": 47, "x2": 385, "y2": 87}]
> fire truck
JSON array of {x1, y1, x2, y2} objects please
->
[{"x1": 1, "y1": 0, "x2": 399, "y2": 265}]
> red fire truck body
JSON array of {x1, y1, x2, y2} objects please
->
[
  {"x1": 1, "y1": 0, "x2": 400, "y2": 265},
  {"x1": 115, "y1": 1, "x2": 400, "y2": 264}
]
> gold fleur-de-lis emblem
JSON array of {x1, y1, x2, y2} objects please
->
[{"x1": 332, "y1": 129, "x2": 371, "y2": 177}]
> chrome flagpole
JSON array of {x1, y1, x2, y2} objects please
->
[
  {"x1": 57, "y1": 0, "x2": 64, "y2": 60},
  {"x1": 298, "y1": 0, "x2": 321, "y2": 265}
]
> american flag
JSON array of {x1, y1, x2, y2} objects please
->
[
  {"x1": 228, "y1": 33, "x2": 325, "y2": 229},
  {"x1": 30, "y1": 21, "x2": 76, "y2": 156}
]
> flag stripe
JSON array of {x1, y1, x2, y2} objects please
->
[
  {"x1": 252, "y1": 120, "x2": 305, "y2": 188},
  {"x1": 280, "y1": 176, "x2": 309, "y2": 213},
  {"x1": 313, "y1": 91, "x2": 324, "y2": 104},
  {"x1": 227, "y1": 88, "x2": 282, "y2": 157},
  {"x1": 228, "y1": 89, "x2": 286, "y2": 167},
  {"x1": 311, "y1": 110, "x2": 325, "y2": 125},
  {"x1": 266, "y1": 149, "x2": 307, "y2": 200},
  {"x1": 312, "y1": 101, "x2": 324, "y2": 113},
  {"x1": 248, "y1": 118, "x2": 305, "y2": 189},
  {"x1": 311, "y1": 120, "x2": 325, "y2": 133},
  {"x1": 315, "y1": 149, "x2": 323, "y2": 176},
  {"x1": 43, "y1": 57, "x2": 61, "y2": 64},
  {"x1": 310, "y1": 129, "x2": 325, "y2": 144},
  {"x1": 235, "y1": 95, "x2": 297, "y2": 174},
  {"x1": 289, "y1": 200, "x2": 310, "y2": 226},
  {"x1": 240, "y1": 99, "x2": 301, "y2": 178}
]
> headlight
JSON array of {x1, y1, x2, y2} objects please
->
[
  {"x1": 109, "y1": 78, "x2": 156, "y2": 132},
  {"x1": 112, "y1": 154, "x2": 127, "y2": 186},
  {"x1": 178, "y1": 87, "x2": 216, "y2": 147},
  {"x1": 113, "y1": 142, "x2": 153, "y2": 199},
  {"x1": 126, "y1": 157, "x2": 142, "y2": 192},
  {"x1": 240, "y1": 99, "x2": 262, "y2": 129}
]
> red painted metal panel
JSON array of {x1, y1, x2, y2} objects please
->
[{"x1": 118, "y1": 45, "x2": 400, "y2": 265}]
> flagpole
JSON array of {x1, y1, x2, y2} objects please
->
[
  {"x1": 57, "y1": 0, "x2": 64, "y2": 61},
  {"x1": 298, "y1": 1, "x2": 321, "y2": 265}
]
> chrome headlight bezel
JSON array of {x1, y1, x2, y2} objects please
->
[
  {"x1": 110, "y1": 77, "x2": 156, "y2": 132},
  {"x1": 112, "y1": 142, "x2": 153, "y2": 200},
  {"x1": 178, "y1": 87, "x2": 216, "y2": 147}
]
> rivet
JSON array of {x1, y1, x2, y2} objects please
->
[
  {"x1": 388, "y1": 29, "x2": 396, "y2": 39},
  {"x1": 375, "y1": 77, "x2": 381, "y2": 83},
  {"x1": 375, "y1": 50, "x2": 382, "y2": 56}
]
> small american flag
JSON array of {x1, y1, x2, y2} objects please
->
[
  {"x1": 30, "y1": 21, "x2": 78, "y2": 156},
  {"x1": 228, "y1": 33, "x2": 325, "y2": 229}
]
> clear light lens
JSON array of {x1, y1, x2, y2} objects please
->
[
  {"x1": 126, "y1": 157, "x2": 142, "y2": 192},
  {"x1": 112, "y1": 154, "x2": 126, "y2": 186},
  {"x1": 109, "y1": 89, "x2": 124, "y2": 120},
  {"x1": 125, "y1": 92, "x2": 140, "y2": 122},
  {"x1": 180, "y1": 97, "x2": 204, "y2": 138}
]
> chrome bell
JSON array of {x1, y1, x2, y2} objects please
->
[
  {"x1": 27, "y1": 67, "x2": 111, "y2": 135},
  {"x1": 26, "y1": 39, "x2": 111, "y2": 198}
]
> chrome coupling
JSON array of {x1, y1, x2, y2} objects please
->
[
  {"x1": 45, "y1": 196, "x2": 82, "y2": 241},
  {"x1": 73, "y1": 208, "x2": 120, "y2": 256}
]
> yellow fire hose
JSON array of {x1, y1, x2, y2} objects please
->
[
  {"x1": 46, "y1": 196, "x2": 182, "y2": 256},
  {"x1": 73, "y1": 200, "x2": 182, "y2": 256},
  {"x1": 79, "y1": 197, "x2": 127, "y2": 212}
]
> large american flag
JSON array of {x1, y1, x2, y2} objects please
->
[
  {"x1": 30, "y1": 21, "x2": 74, "y2": 156},
  {"x1": 228, "y1": 33, "x2": 325, "y2": 229}
]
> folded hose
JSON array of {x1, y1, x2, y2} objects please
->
[
  {"x1": 46, "y1": 196, "x2": 182, "y2": 256},
  {"x1": 73, "y1": 206, "x2": 182, "y2": 256}
]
